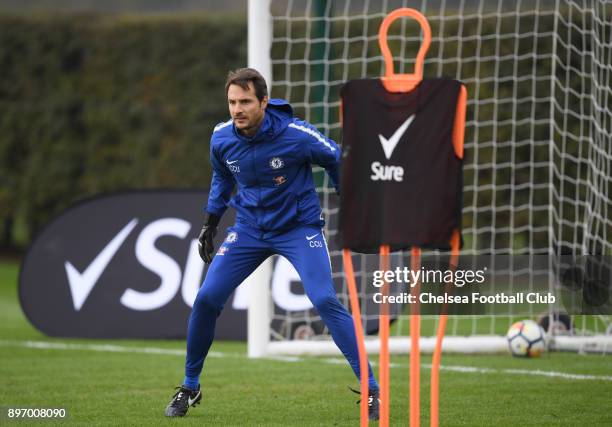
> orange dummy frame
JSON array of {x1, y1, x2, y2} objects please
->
[
  {"x1": 378, "y1": 8, "x2": 432, "y2": 93},
  {"x1": 430, "y1": 80, "x2": 467, "y2": 427},
  {"x1": 379, "y1": 245, "x2": 390, "y2": 427},
  {"x1": 380, "y1": 8, "x2": 432, "y2": 427},
  {"x1": 342, "y1": 8, "x2": 432, "y2": 427},
  {"x1": 342, "y1": 8, "x2": 466, "y2": 427},
  {"x1": 343, "y1": 249, "x2": 370, "y2": 426}
]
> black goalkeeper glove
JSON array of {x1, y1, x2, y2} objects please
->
[{"x1": 198, "y1": 214, "x2": 220, "y2": 264}]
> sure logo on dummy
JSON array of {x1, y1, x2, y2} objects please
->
[{"x1": 370, "y1": 114, "x2": 415, "y2": 182}]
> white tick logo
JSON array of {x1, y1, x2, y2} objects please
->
[
  {"x1": 188, "y1": 391, "x2": 201, "y2": 406},
  {"x1": 308, "y1": 234, "x2": 323, "y2": 247},
  {"x1": 65, "y1": 219, "x2": 138, "y2": 311},
  {"x1": 378, "y1": 114, "x2": 416, "y2": 160},
  {"x1": 226, "y1": 159, "x2": 240, "y2": 173}
]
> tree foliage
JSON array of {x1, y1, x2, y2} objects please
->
[{"x1": 0, "y1": 14, "x2": 246, "y2": 248}]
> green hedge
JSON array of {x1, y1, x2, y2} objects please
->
[{"x1": 0, "y1": 14, "x2": 247, "y2": 249}]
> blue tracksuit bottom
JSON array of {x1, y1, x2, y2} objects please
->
[{"x1": 184, "y1": 223, "x2": 379, "y2": 391}]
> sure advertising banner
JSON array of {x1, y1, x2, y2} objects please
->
[{"x1": 18, "y1": 190, "x2": 247, "y2": 339}]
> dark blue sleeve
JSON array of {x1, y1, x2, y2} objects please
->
[
  {"x1": 293, "y1": 120, "x2": 341, "y2": 192},
  {"x1": 205, "y1": 139, "x2": 235, "y2": 217}
]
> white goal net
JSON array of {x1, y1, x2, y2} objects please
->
[{"x1": 248, "y1": 0, "x2": 612, "y2": 356}]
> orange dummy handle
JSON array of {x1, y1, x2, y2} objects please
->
[{"x1": 378, "y1": 8, "x2": 432, "y2": 93}]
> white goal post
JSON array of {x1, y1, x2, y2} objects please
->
[
  {"x1": 246, "y1": 0, "x2": 274, "y2": 358},
  {"x1": 247, "y1": 0, "x2": 612, "y2": 357}
]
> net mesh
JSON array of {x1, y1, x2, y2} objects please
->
[{"x1": 265, "y1": 0, "x2": 612, "y2": 349}]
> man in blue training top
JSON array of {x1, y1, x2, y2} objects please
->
[{"x1": 164, "y1": 68, "x2": 379, "y2": 420}]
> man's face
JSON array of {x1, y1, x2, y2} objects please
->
[{"x1": 227, "y1": 82, "x2": 268, "y2": 136}]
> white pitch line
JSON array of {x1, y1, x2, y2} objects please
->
[
  {"x1": 502, "y1": 368, "x2": 612, "y2": 382},
  {"x1": 1, "y1": 340, "x2": 195, "y2": 357},
  {"x1": 422, "y1": 363, "x2": 612, "y2": 382},
  {"x1": 2, "y1": 340, "x2": 611, "y2": 382}
]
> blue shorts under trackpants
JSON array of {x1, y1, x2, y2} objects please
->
[{"x1": 184, "y1": 223, "x2": 379, "y2": 392}]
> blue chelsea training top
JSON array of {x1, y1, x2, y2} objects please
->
[{"x1": 206, "y1": 99, "x2": 340, "y2": 231}]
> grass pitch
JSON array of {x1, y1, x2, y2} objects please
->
[{"x1": 1, "y1": 261, "x2": 611, "y2": 426}]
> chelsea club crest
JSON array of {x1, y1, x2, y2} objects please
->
[{"x1": 269, "y1": 157, "x2": 284, "y2": 169}]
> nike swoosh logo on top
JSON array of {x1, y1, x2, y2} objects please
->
[
  {"x1": 65, "y1": 219, "x2": 138, "y2": 311},
  {"x1": 226, "y1": 159, "x2": 238, "y2": 165},
  {"x1": 378, "y1": 114, "x2": 416, "y2": 160},
  {"x1": 188, "y1": 391, "x2": 201, "y2": 406},
  {"x1": 306, "y1": 234, "x2": 319, "y2": 240}
]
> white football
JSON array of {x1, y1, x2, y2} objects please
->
[{"x1": 506, "y1": 319, "x2": 546, "y2": 357}]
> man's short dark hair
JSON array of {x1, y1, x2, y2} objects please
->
[{"x1": 225, "y1": 68, "x2": 268, "y2": 101}]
